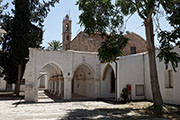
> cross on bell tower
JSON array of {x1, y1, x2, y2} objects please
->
[{"x1": 62, "y1": 14, "x2": 72, "y2": 50}]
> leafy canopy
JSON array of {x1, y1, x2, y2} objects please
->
[
  {"x1": 77, "y1": 0, "x2": 180, "y2": 69},
  {"x1": 77, "y1": 0, "x2": 128, "y2": 62},
  {"x1": 116, "y1": 0, "x2": 180, "y2": 71},
  {"x1": 0, "y1": 0, "x2": 60, "y2": 84}
]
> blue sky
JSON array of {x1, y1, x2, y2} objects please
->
[{"x1": 3, "y1": 0, "x2": 172, "y2": 47}]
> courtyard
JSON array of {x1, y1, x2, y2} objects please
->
[{"x1": 0, "y1": 91, "x2": 180, "y2": 120}]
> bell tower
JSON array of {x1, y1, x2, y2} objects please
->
[{"x1": 62, "y1": 14, "x2": 72, "y2": 50}]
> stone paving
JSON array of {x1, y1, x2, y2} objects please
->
[{"x1": 0, "y1": 91, "x2": 180, "y2": 120}]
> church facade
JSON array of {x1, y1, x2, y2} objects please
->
[{"x1": 23, "y1": 15, "x2": 180, "y2": 105}]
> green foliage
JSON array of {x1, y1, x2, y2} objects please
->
[
  {"x1": 77, "y1": 0, "x2": 123, "y2": 34},
  {"x1": 47, "y1": 40, "x2": 62, "y2": 51},
  {"x1": 98, "y1": 33, "x2": 129, "y2": 62},
  {"x1": 0, "y1": 0, "x2": 60, "y2": 84},
  {"x1": 158, "y1": 1, "x2": 180, "y2": 71},
  {"x1": 77, "y1": 0, "x2": 128, "y2": 63},
  {"x1": 158, "y1": 30, "x2": 180, "y2": 72},
  {"x1": 29, "y1": 0, "x2": 60, "y2": 27},
  {"x1": 116, "y1": 0, "x2": 136, "y2": 16},
  {"x1": 120, "y1": 88, "x2": 130, "y2": 103}
]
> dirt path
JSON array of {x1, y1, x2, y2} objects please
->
[{"x1": 0, "y1": 98, "x2": 179, "y2": 120}]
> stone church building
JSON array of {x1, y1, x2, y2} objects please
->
[
  {"x1": 23, "y1": 15, "x2": 180, "y2": 105},
  {"x1": 62, "y1": 15, "x2": 147, "y2": 54}
]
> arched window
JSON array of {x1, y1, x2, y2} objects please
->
[{"x1": 65, "y1": 23, "x2": 69, "y2": 32}]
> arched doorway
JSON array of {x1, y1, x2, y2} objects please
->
[
  {"x1": 38, "y1": 63, "x2": 64, "y2": 99},
  {"x1": 72, "y1": 64, "x2": 95, "y2": 99},
  {"x1": 101, "y1": 64, "x2": 116, "y2": 99}
]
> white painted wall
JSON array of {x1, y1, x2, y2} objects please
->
[
  {"x1": 145, "y1": 47, "x2": 180, "y2": 105},
  {"x1": 0, "y1": 77, "x2": 6, "y2": 90},
  {"x1": 0, "y1": 77, "x2": 24, "y2": 91},
  {"x1": 39, "y1": 75, "x2": 46, "y2": 88},
  {"x1": 117, "y1": 46, "x2": 180, "y2": 105},
  {"x1": 23, "y1": 47, "x2": 180, "y2": 104},
  {"x1": 23, "y1": 48, "x2": 100, "y2": 102},
  {"x1": 73, "y1": 78, "x2": 95, "y2": 98},
  {"x1": 73, "y1": 64, "x2": 96, "y2": 98},
  {"x1": 118, "y1": 53, "x2": 146, "y2": 101}
]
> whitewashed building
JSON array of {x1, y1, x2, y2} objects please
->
[
  {"x1": 23, "y1": 46, "x2": 180, "y2": 105},
  {"x1": 22, "y1": 15, "x2": 180, "y2": 105}
]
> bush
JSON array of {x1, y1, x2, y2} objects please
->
[{"x1": 120, "y1": 88, "x2": 130, "y2": 103}]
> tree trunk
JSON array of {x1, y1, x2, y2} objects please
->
[
  {"x1": 14, "y1": 64, "x2": 22, "y2": 96},
  {"x1": 144, "y1": 17, "x2": 163, "y2": 107}
]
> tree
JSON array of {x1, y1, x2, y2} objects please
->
[
  {"x1": 77, "y1": 0, "x2": 129, "y2": 101},
  {"x1": 98, "y1": 34, "x2": 129, "y2": 101},
  {"x1": 0, "y1": 0, "x2": 60, "y2": 95},
  {"x1": 47, "y1": 40, "x2": 62, "y2": 51},
  {"x1": 77, "y1": 0, "x2": 180, "y2": 108}
]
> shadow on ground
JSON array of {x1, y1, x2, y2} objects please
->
[
  {"x1": 60, "y1": 108, "x2": 153, "y2": 120},
  {"x1": 0, "y1": 91, "x2": 24, "y2": 100},
  {"x1": 60, "y1": 107, "x2": 180, "y2": 120}
]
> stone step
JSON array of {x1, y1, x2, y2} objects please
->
[{"x1": 38, "y1": 90, "x2": 50, "y2": 99}]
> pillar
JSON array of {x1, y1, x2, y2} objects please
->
[
  {"x1": 50, "y1": 80, "x2": 53, "y2": 93},
  {"x1": 25, "y1": 73, "x2": 38, "y2": 102},
  {"x1": 52, "y1": 78, "x2": 55, "y2": 93},
  {"x1": 47, "y1": 80, "x2": 49, "y2": 91},
  {"x1": 56, "y1": 78, "x2": 59, "y2": 95},
  {"x1": 58, "y1": 79, "x2": 62, "y2": 96},
  {"x1": 54, "y1": 78, "x2": 57, "y2": 94},
  {"x1": 45, "y1": 75, "x2": 48, "y2": 89},
  {"x1": 64, "y1": 77, "x2": 72, "y2": 100}
]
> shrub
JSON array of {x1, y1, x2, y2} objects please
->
[{"x1": 120, "y1": 88, "x2": 130, "y2": 103}]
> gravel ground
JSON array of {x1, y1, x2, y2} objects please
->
[{"x1": 0, "y1": 98, "x2": 180, "y2": 120}]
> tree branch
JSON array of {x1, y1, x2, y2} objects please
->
[{"x1": 134, "y1": 0, "x2": 146, "y2": 20}]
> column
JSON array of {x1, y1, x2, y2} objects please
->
[
  {"x1": 64, "y1": 77, "x2": 72, "y2": 100},
  {"x1": 47, "y1": 80, "x2": 49, "y2": 91},
  {"x1": 58, "y1": 76, "x2": 63, "y2": 97},
  {"x1": 50, "y1": 80, "x2": 53, "y2": 93},
  {"x1": 45, "y1": 75, "x2": 48, "y2": 89},
  {"x1": 54, "y1": 78, "x2": 57, "y2": 94},
  {"x1": 58, "y1": 79, "x2": 62, "y2": 96},
  {"x1": 25, "y1": 72, "x2": 38, "y2": 102}
]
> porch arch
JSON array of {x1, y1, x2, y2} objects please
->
[
  {"x1": 101, "y1": 64, "x2": 116, "y2": 98},
  {"x1": 38, "y1": 62, "x2": 64, "y2": 98},
  {"x1": 72, "y1": 63, "x2": 95, "y2": 99},
  {"x1": 40, "y1": 61, "x2": 64, "y2": 75}
]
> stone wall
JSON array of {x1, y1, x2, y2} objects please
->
[
  {"x1": 123, "y1": 33, "x2": 147, "y2": 55},
  {"x1": 70, "y1": 32, "x2": 103, "y2": 52},
  {"x1": 69, "y1": 32, "x2": 147, "y2": 55}
]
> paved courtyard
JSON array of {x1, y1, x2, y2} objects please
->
[{"x1": 0, "y1": 96, "x2": 180, "y2": 120}]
